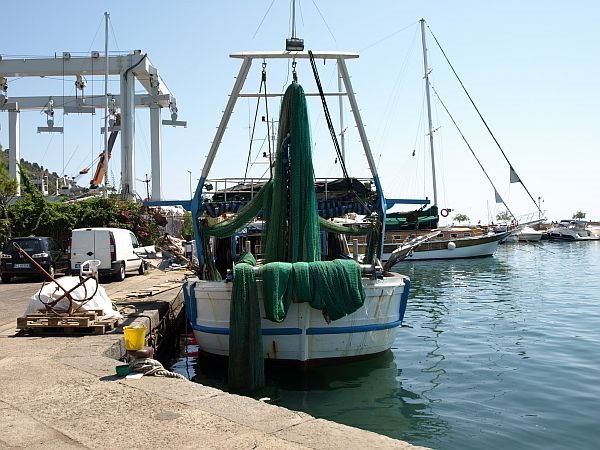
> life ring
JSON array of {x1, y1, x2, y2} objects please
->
[{"x1": 440, "y1": 208, "x2": 450, "y2": 217}]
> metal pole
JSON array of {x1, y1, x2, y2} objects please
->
[
  {"x1": 103, "y1": 12, "x2": 110, "y2": 198},
  {"x1": 420, "y1": 18, "x2": 438, "y2": 207},
  {"x1": 200, "y1": 57, "x2": 252, "y2": 181},
  {"x1": 187, "y1": 170, "x2": 192, "y2": 199},
  {"x1": 291, "y1": 0, "x2": 296, "y2": 38},
  {"x1": 337, "y1": 57, "x2": 387, "y2": 258},
  {"x1": 338, "y1": 64, "x2": 346, "y2": 165},
  {"x1": 150, "y1": 104, "x2": 162, "y2": 200}
]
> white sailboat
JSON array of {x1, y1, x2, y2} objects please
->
[{"x1": 382, "y1": 19, "x2": 509, "y2": 263}]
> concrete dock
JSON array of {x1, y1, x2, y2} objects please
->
[{"x1": 0, "y1": 268, "x2": 424, "y2": 449}]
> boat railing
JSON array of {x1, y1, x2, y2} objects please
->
[{"x1": 204, "y1": 177, "x2": 374, "y2": 202}]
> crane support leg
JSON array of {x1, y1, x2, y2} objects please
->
[
  {"x1": 8, "y1": 110, "x2": 21, "y2": 196},
  {"x1": 120, "y1": 71, "x2": 136, "y2": 197},
  {"x1": 150, "y1": 105, "x2": 162, "y2": 201}
]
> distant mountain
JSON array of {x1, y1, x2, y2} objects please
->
[{"x1": 0, "y1": 147, "x2": 61, "y2": 194}]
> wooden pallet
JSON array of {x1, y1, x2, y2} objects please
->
[{"x1": 16, "y1": 310, "x2": 118, "y2": 335}]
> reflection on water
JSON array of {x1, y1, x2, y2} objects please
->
[
  {"x1": 172, "y1": 346, "x2": 449, "y2": 440},
  {"x1": 259, "y1": 351, "x2": 448, "y2": 438},
  {"x1": 173, "y1": 242, "x2": 600, "y2": 450}
]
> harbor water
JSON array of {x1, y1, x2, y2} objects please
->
[{"x1": 172, "y1": 241, "x2": 600, "y2": 449}]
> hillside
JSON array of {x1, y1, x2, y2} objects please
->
[{"x1": 0, "y1": 146, "x2": 61, "y2": 193}]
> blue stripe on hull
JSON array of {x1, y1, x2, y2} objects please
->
[
  {"x1": 190, "y1": 320, "x2": 401, "y2": 336},
  {"x1": 306, "y1": 320, "x2": 401, "y2": 335}
]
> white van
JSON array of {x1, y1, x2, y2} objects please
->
[{"x1": 70, "y1": 227, "x2": 145, "y2": 281}]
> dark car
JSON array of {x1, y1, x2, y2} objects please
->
[{"x1": 0, "y1": 236, "x2": 69, "y2": 283}]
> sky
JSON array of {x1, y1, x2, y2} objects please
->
[{"x1": 1, "y1": 1, "x2": 599, "y2": 223}]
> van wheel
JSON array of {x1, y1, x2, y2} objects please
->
[
  {"x1": 115, "y1": 263, "x2": 126, "y2": 282},
  {"x1": 1, "y1": 274, "x2": 11, "y2": 283},
  {"x1": 138, "y1": 261, "x2": 145, "y2": 275}
]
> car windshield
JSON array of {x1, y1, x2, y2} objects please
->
[{"x1": 5, "y1": 239, "x2": 43, "y2": 253}]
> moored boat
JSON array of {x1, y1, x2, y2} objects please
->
[
  {"x1": 184, "y1": 271, "x2": 409, "y2": 363},
  {"x1": 515, "y1": 225, "x2": 543, "y2": 242},
  {"x1": 182, "y1": 32, "x2": 411, "y2": 388},
  {"x1": 372, "y1": 19, "x2": 511, "y2": 263},
  {"x1": 547, "y1": 220, "x2": 599, "y2": 241},
  {"x1": 382, "y1": 226, "x2": 509, "y2": 261}
]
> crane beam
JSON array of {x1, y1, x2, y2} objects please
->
[
  {"x1": 0, "y1": 94, "x2": 172, "y2": 111},
  {"x1": 0, "y1": 52, "x2": 171, "y2": 98}
]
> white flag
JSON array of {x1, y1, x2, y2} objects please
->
[{"x1": 510, "y1": 166, "x2": 521, "y2": 183}]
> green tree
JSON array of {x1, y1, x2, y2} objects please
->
[
  {"x1": 496, "y1": 210, "x2": 513, "y2": 222},
  {"x1": 182, "y1": 211, "x2": 194, "y2": 241},
  {"x1": 1, "y1": 157, "x2": 166, "y2": 248},
  {"x1": 0, "y1": 146, "x2": 18, "y2": 244},
  {"x1": 453, "y1": 213, "x2": 469, "y2": 224},
  {"x1": 572, "y1": 211, "x2": 586, "y2": 220}
]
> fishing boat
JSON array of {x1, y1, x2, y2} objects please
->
[{"x1": 182, "y1": 28, "x2": 412, "y2": 388}]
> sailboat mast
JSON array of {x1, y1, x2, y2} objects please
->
[{"x1": 420, "y1": 18, "x2": 438, "y2": 207}]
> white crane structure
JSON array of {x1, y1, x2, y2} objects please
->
[{"x1": 0, "y1": 50, "x2": 185, "y2": 199}]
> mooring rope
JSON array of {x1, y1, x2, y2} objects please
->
[{"x1": 129, "y1": 358, "x2": 187, "y2": 380}]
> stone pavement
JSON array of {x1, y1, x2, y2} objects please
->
[{"x1": 0, "y1": 268, "x2": 425, "y2": 449}]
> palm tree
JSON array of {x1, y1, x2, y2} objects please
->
[
  {"x1": 453, "y1": 213, "x2": 469, "y2": 224},
  {"x1": 496, "y1": 210, "x2": 512, "y2": 222}
]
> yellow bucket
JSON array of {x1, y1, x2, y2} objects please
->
[{"x1": 123, "y1": 324, "x2": 146, "y2": 351}]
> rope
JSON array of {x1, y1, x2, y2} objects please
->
[
  {"x1": 129, "y1": 358, "x2": 187, "y2": 380},
  {"x1": 244, "y1": 64, "x2": 267, "y2": 180},
  {"x1": 426, "y1": 21, "x2": 541, "y2": 214},
  {"x1": 308, "y1": 50, "x2": 350, "y2": 181},
  {"x1": 429, "y1": 84, "x2": 517, "y2": 221}
]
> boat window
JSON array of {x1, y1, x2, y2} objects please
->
[{"x1": 450, "y1": 233, "x2": 458, "y2": 238}]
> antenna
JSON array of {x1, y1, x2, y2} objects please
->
[
  {"x1": 137, "y1": 173, "x2": 151, "y2": 200},
  {"x1": 286, "y1": 0, "x2": 304, "y2": 51}
]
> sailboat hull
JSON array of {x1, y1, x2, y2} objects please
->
[
  {"x1": 383, "y1": 231, "x2": 509, "y2": 261},
  {"x1": 183, "y1": 272, "x2": 409, "y2": 364}
]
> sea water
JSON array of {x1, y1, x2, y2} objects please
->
[{"x1": 172, "y1": 241, "x2": 600, "y2": 450}]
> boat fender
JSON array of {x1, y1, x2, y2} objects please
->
[
  {"x1": 441, "y1": 208, "x2": 450, "y2": 217},
  {"x1": 447, "y1": 241, "x2": 456, "y2": 250}
]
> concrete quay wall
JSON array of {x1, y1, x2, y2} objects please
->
[{"x1": 0, "y1": 269, "x2": 425, "y2": 449}]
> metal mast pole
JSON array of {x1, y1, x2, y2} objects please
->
[
  {"x1": 338, "y1": 64, "x2": 346, "y2": 165},
  {"x1": 291, "y1": 0, "x2": 296, "y2": 38},
  {"x1": 420, "y1": 18, "x2": 438, "y2": 206},
  {"x1": 103, "y1": 12, "x2": 110, "y2": 198}
]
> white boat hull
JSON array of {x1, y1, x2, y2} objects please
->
[
  {"x1": 547, "y1": 228, "x2": 599, "y2": 241},
  {"x1": 383, "y1": 232, "x2": 509, "y2": 262},
  {"x1": 183, "y1": 272, "x2": 409, "y2": 363},
  {"x1": 517, "y1": 232, "x2": 543, "y2": 242}
]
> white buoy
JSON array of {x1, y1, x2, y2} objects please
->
[{"x1": 448, "y1": 241, "x2": 456, "y2": 250}]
